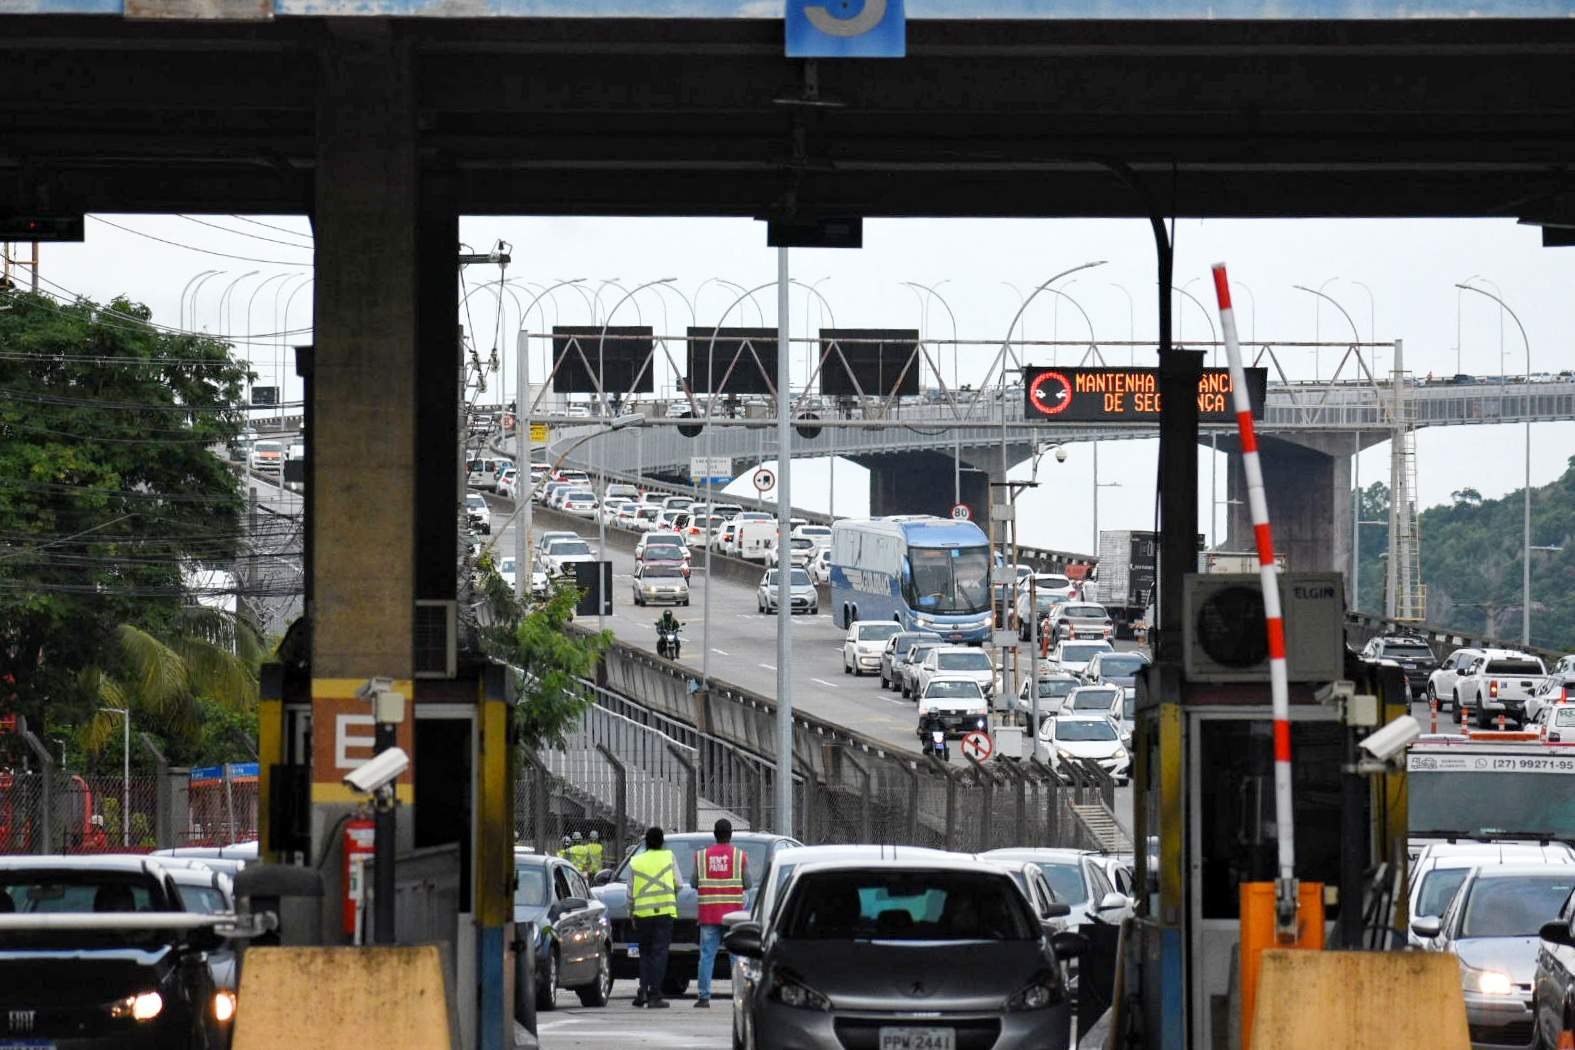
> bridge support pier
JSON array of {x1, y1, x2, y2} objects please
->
[
  {"x1": 1223, "y1": 432, "x2": 1354, "y2": 583},
  {"x1": 861, "y1": 450, "x2": 994, "y2": 525}
]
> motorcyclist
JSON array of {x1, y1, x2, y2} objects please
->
[
  {"x1": 655, "y1": 610, "x2": 681, "y2": 635},
  {"x1": 922, "y1": 712, "x2": 950, "y2": 762}
]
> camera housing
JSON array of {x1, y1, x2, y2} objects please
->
[
  {"x1": 342, "y1": 747, "x2": 410, "y2": 795},
  {"x1": 1359, "y1": 715, "x2": 1422, "y2": 764}
]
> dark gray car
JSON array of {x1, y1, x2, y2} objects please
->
[
  {"x1": 513, "y1": 851, "x2": 613, "y2": 1012},
  {"x1": 1414, "y1": 863, "x2": 1575, "y2": 1050},
  {"x1": 725, "y1": 858, "x2": 1080, "y2": 1050},
  {"x1": 879, "y1": 630, "x2": 940, "y2": 689}
]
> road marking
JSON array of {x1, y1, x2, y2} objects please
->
[
  {"x1": 882, "y1": 697, "x2": 909, "y2": 707},
  {"x1": 711, "y1": 648, "x2": 731, "y2": 656},
  {"x1": 810, "y1": 678, "x2": 839, "y2": 689},
  {"x1": 759, "y1": 662, "x2": 776, "y2": 671}
]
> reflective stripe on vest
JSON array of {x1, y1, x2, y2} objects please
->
[
  {"x1": 695, "y1": 846, "x2": 744, "y2": 923},
  {"x1": 629, "y1": 849, "x2": 679, "y2": 918}
]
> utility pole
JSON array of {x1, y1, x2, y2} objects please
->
[
  {"x1": 516, "y1": 330, "x2": 530, "y2": 601},
  {"x1": 775, "y1": 246, "x2": 794, "y2": 837}
]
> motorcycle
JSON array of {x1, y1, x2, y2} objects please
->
[
  {"x1": 928, "y1": 728, "x2": 950, "y2": 763},
  {"x1": 656, "y1": 625, "x2": 682, "y2": 660}
]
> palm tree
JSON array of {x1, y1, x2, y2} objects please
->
[{"x1": 78, "y1": 607, "x2": 263, "y2": 755}]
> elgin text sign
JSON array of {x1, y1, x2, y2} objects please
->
[{"x1": 1023, "y1": 366, "x2": 1268, "y2": 422}]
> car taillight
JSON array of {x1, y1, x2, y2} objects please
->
[{"x1": 1489, "y1": 679, "x2": 1499, "y2": 699}]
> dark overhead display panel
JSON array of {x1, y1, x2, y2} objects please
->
[
  {"x1": 818, "y1": 328, "x2": 921, "y2": 397},
  {"x1": 685, "y1": 327, "x2": 779, "y2": 395},
  {"x1": 551, "y1": 326, "x2": 654, "y2": 394}
]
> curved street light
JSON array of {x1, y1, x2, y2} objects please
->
[
  {"x1": 1457, "y1": 281, "x2": 1535, "y2": 644},
  {"x1": 1295, "y1": 283, "x2": 1364, "y2": 608},
  {"x1": 180, "y1": 269, "x2": 220, "y2": 331},
  {"x1": 1107, "y1": 282, "x2": 1135, "y2": 364},
  {"x1": 217, "y1": 270, "x2": 259, "y2": 338},
  {"x1": 187, "y1": 270, "x2": 228, "y2": 333}
]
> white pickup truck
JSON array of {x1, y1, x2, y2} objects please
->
[{"x1": 1456, "y1": 649, "x2": 1547, "y2": 729}]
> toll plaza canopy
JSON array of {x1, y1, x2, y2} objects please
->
[{"x1": 4, "y1": 0, "x2": 1575, "y2": 223}]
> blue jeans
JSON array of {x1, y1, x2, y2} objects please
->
[{"x1": 697, "y1": 924, "x2": 724, "y2": 1000}]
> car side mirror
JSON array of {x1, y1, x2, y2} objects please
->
[
  {"x1": 723, "y1": 921, "x2": 764, "y2": 959},
  {"x1": 1050, "y1": 930, "x2": 1089, "y2": 959},
  {"x1": 549, "y1": 896, "x2": 588, "y2": 918},
  {"x1": 1096, "y1": 892, "x2": 1128, "y2": 913},
  {"x1": 1410, "y1": 915, "x2": 1443, "y2": 939},
  {"x1": 1541, "y1": 920, "x2": 1575, "y2": 947},
  {"x1": 592, "y1": 869, "x2": 613, "y2": 886},
  {"x1": 721, "y1": 909, "x2": 752, "y2": 928},
  {"x1": 1043, "y1": 902, "x2": 1071, "y2": 919}
]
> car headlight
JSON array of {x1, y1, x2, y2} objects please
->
[
  {"x1": 111, "y1": 990, "x2": 164, "y2": 1021},
  {"x1": 1006, "y1": 971, "x2": 1061, "y2": 1012},
  {"x1": 1463, "y1": 967, "x2": 1515, "y2": 996},
  {"x1": 1114, "y1": 748, "x2": 1128, "y2": 761},
  {"x1": 1056, "y1": 748, "x2": 1076, "y2": 761},
  {"x1": 213, "y1": 990, "x2": 237, "y2": 1023},
  {"x1": 769, "y1": 969, "x2": 831, "y2": 1011}
]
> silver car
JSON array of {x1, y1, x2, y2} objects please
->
[
  {"x1": 631, "y1": 562, "x2": 690, "y2": 606},
  {"x1": 1415, "y1": 863, "x2": 1575, "y2": 1050},
  {"x1": 725, "y1": 857, "x2": 1080, "y2": 1050},
  {"x1": 757, "y1": 567, "x2": 818, "y2": 616}
]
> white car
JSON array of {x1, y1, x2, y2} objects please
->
[
  {"x1": 913, "y1": 646, "x2": 998, "y2": 703},
  {"x1": 1063, "y1": 685, "x2": 1123, "y2": 722},
  {"x1": 561, "y1": 492, "x2": 598, "y2": 518},
  {"x1": 1039, "y1": 714, "x2": 1130, "y2": 784},
  {"x1": 660, "y1": 495, "x2": 695, "y2": 514},
  {"x1": 1457, "y1": 649, "x2": 1547, "y2": 728},
  {"x1": 497, "y1": 556, "x2": 549, "y2": 598},
  {"x1": 536, "y1": 530, "x2": 579, "y2": 556},
  {"x1": 793, "y1": 524, "x2": 833, "y2": 551},
  {"x1": 631, "y1": 563, "x2": 690, "y2": 606},
  {"x1": 636, "y1": 531, "x2": 691, "y2": 562},
  {"x1": 842, "y1": 621, "x2": 904, "y2": 676},
  {"x1": 541, "y1": 538, "x2": 595, "y2": 576},
  {"x1": 250, "y1": 440, "x2": 285, "y2": 474},
  {"x1": 615, "y1": 503, "x2": 645, "y2": 529},
  {"x1": 1405, "y1": 842, "x2": 1575, "y2": 947},
  {"x1": 1427, "y1": 647, "x2": 1485, "y2": 712},
  {"x1": 599, "y1": 498, "x2": 632, "y2": 526},
  {"x1": 768, "y1": 535, "x2": 817, "y2": 569},
  {"x1": 495, "y1": 467, "x2": 520, "y2": 500},
  {"x1": 1049, "y1": 639, "x2": 1115, "y2": 677},
  {"x1": 915, "y1": 677, "x2": 990, "y2": 738},
  {"x1": 809, "y1": 546, "x2": 831, "y2": 585},
  {"x1": 464, "y1": 493, "x2": 490, "y2": 534},
  {"x1": 1015, "y1": 672, "x2": 1082, "y2": 719},
  {"x1": 605, "y1": 483, "x2": 640, "y2": 503},
  {"x1": 631, "y1": 506, "x2": 663, "y2": 532}
]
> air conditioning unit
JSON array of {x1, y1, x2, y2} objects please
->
[
  {"x1": 1183, "y1": 572, "x2": 1345, "y2": 684},
  {"x1": 414, "y1": 600, "x2": 457, "y2": 678}
]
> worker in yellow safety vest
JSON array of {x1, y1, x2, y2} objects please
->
[
  {"x1": 628, "y1": 826, "x2": 683, "y2": 1009},
  {"x1": 558, "y1": 835, "x2": 576, "y2": 864},
  {"x1": 568, "y1": 831, "x2": 588, "y2": 871},
  {"x1": 583, "y1": 830, "x2": 606, "y2": 876}
]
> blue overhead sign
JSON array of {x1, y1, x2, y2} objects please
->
[{"x1": 786, "y1": 0, "x2": 905, "y2": 57}]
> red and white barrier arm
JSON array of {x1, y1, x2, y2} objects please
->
[{"x1": 1212, "y1": 263, "x2": 1299, "y2": 935}]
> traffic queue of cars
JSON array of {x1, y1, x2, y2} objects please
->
[{"x1": 577, "y1": 830, "x2": 1134, "y2": 1049}]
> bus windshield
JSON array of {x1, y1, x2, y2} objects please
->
[{"x1": 908, "y1": 546, "x2": 991, "y2": 615}]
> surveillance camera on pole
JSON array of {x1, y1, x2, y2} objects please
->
[
  {"x1": 343, "y1": 747, "x2": 410, "y2": 796},
  {"x1": 355, "y1": 676, "x2": 406, "y2": 945}
]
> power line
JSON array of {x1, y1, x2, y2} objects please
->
[
  {"x1": 87, "y1": 216, "x2": 314, "y2": 268},
  {"x1": 0, "y1": 389, "x2": 245, "y2": 414},
  {"x1": 227, "y1": 215, "x2": 314, "y2": 242},
  {"x1": 177, "y1": 215, "x2": 314, "y2": 251}
]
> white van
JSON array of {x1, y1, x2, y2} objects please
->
[{"x1": 735, "y1": 519, "x2": 778, "y2": 563}]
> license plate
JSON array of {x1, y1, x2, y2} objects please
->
[
  {"x1": 626, "y1": 943, "x2": 639, "y2": 958},
  {"x1": 879, "y1": 1028, "x2": 953, "y2": 1050}
]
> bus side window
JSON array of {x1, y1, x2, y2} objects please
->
[{"x1": 901, "y1": 559, "x2": 916, "y2": 605}]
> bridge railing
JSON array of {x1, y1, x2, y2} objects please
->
[{"x1": 1344, "y1": 610, "x2": 1565, "y2": 665}]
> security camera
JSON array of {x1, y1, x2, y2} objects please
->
[
  {"x1": 343, "y1": 747, "x2": 409, "y2": 795},
  {"x1": 1053, "y1": 446, "x2": 1067, "y2": 463},
  {"x1": 355, "y1": 676, "x2": 394, "y2": 702},
  {"x1": 1359, "y1": 715, "x2": 1421, "y2": 764}
]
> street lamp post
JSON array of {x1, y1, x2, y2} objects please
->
[
  {"x1": 187, "y1": 269, "x2": 228, "y2": 333},
  {"x1": 1313, "y1": 276, "x2": 1339, "y2": 379},
  {"x1": 179, "y1": 269, "x2": 219, "y2": 331},
  {"x1": 1092, "y1": 440, "x2": 1122, "y2": 553},
  {"x1": 282, "y1": 277, "x2": 315, "y2": 420},
  {"x1": 902, "y1": 281, "x2": 961, "y2": 503},
  {"x1": 1294, "y1": 284, "x2": 1364, "y2": 600},
  {"x1": 1456, "y1": 282, "x2": 1532, "y2": 643},
  {"x1": 1107, "y1": 283, "x2": 1135, "y2": 364},
  {"x1": 217, "y1": 271, "x2": 259, "y2": 341},
  {"x1": 1528, "y1": 545, "x2": 1564, "y2": 646},
  {"x1": 99, "y1": 706, "x2": 130, "y2": 847}
]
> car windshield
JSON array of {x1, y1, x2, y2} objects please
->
[
  {"x1": 1071, "y1": 689, "x2": 1121, "y2": 711},
  {"x1": 1032, "y1": 678, "x2": 1078, "y2": 699},
  {"x1": 175, "y1": 884, "x2": 230, "y2": 915},
  {"x1": 1062, "y1": 604, "x2": 1106, "y2": 619},
  {"x1": 514, "y1": 866, "x2": 550, "y2": 908},
  {"x1": 1415, "y1": 868, "x2": 1469, "y2": 919},
  {"x1": 500, "y1": 558, "x2": 517, "y2": 574},
  {"x1": 908, "y1": 545, "x2": 991, "y2": 614},
  {"x1": 0, "y1": 872, "x2": 172, "y2": 948},
  {"x1": 905, "y1": 643, "x2": 943, "y2": 663},
  {"x1": 790, "y1": 569, "x2": 812, "y2": 587},
  {"x1": 644, "y1": 565, "x2": 685, "y2": 578},
  {"x1": 777, "y1": 869, "x2": 1035, "y2": 942},
  {"x1": 646, "y1": 546, "x2": 685, "y2": 560},
  {"x1": 466, "y1": 495, "x2": 486, "y2": 508},
  {"x1": 857, "y1": 623, "x2": 902, "y2": 642},
  {"x1": 648, "y1": 534, "x2": 683, "y2": 545},
  {"x1": 926, "y1": 680, "x2": 984, "y2": 700},
  {"x1": 1459, "y1": 874, "x2": 1575, "y2": 938},
  {"x1": 1023, "y1": 861, "x2": 1088, "y2": 905},
  {"x1": 792, "y1": 538, "x2": 814, "y2": 550},
  {"x1": 547, "y1": 541, "x2": 591, "y2": 556},
  {"x1": 1097, "y1": 654, "x2": 1148, "y2": 676},
  {"x1": 1060, "y1": 643, "x2": 1110, "y2": 663},
  {"x1": 938, "y1": 651, "x2": 991, "y2": 671},
  {"x1": 1056, "y1": 720, "x2": 1118, "y2": 742}
]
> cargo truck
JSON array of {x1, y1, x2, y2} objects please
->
[{"x1": 1094, "y1": 530, "x2": 1158, "y2": 639}]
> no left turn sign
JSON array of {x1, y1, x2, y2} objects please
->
[{"x1": 960, "y1": 731, "x2": 994, "y2": 763}]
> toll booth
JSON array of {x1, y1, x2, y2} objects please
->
[{"x1": 1128, "y1": 573, "x2": 1410, "y2": 1050}]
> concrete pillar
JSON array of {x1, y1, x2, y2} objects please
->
[
  {"x1": 862, "y1": 451, "x2": 991, "y2": 521},
  {"x1": 1222, "y1": 432, "x2": 1352, "y2": 578},
  {"x1": 310, "y1": 23, "x2": 420, "y2": 939}
]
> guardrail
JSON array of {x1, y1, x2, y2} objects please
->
[{"x1": 1344, "y1": 610, "x2": 1564, "y2": 664}]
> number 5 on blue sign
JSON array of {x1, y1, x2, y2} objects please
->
[{"x1": 785, "y1": 0, "x2": 906, "y2": 58}]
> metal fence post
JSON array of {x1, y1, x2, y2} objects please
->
[
  {"x1": 665, "y1": 744, "x2": 698, "y2": 832},
  {"x1": 18, "y1": 717, "x2": 54, "y2": 854},
  {"x1": 1029, "y1": 757, "x2": 1058, "y2": 846},
  {"x1": 838, "y1": 749, "x2": 874, "y2": 845},
  {"x1": 532, "y1": 757, "x2": 550, "y2": 852},
  {"x1": 928, "y1": 756, "x2": 958, "y2": 852},
  {"x1": 963, "y1": 755, "x2": 995, "y2": 853},
  {"x1": 594, "y1": 744, "x2": 627, "y2": 864},
  {"x1": 750, "y1": 764, "x2": 766, "y2": 833},
  {"x1": 139, "y1": 733, "x2": 173, "y2": 848},
  {"x1": 904, "y1": 762, "x2": 920, "y2": 843}
]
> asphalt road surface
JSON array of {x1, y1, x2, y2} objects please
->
[{"x1": 517, "y1": 983, "x2": 732, "y2": 1049}]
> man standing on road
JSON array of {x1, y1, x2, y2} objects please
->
[
  {"x1": 583, "y1": 830, "x2": 606, "y2": 876},
  {"x1": 629, "y1": 826, "x2": 682, "y2": 1009},
  {"x1": 693, "y1": 818, "x2": 749, "y2": 1009}
]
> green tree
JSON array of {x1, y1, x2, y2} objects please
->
[
  {"x1": 475, "y1": 558, "x2": 611, "y2": 752},
  {"x1": 0, "y1": 288, "x2": 253, "y2": 760}
]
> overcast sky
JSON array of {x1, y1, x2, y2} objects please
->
[{"x1": 24, "y1": 212, "x2": 1574, "y2": 554}]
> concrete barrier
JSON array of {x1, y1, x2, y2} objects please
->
[
  {"x1": 232, "y1": 945, "x2": 454, "y2": 1050},
  {"x1": 1248, "y1": 949, "x2": 1468, "y2": 1050}
]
